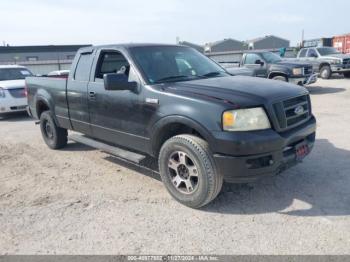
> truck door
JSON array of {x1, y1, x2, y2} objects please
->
[
  {"x1": 66, "y1": 50, "x2": 94, "y2": 135},
  {"x1": 305, "y1": 48, "x2": 320, "y2": 72},
  {"x1": 242, "y1": 53, "x2": 267, "y2": 77},
  {"x1": 87, "y1": 49, "x2": 148, "y2": 152}
]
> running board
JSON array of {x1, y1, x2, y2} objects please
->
[{"x1": 69, "y1": 134, "x2": 146, "y2": 164}]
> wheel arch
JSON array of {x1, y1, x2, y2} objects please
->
[
  {"x1": 150, "y1": 115, "x2": 214, "y2": 157},
  {"x1": 268, "y1": 71, "x2": 288, "y2": 80},
  {"x1": 319, "y1": 62, "x2": 331, "y2": 71}
]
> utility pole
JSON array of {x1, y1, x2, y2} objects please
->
[{"x1": 301, "y1": 29, "x2": 304, "y2": 47}]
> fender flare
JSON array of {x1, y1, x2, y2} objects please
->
[
  {"x1": 150, "y1": 115, "x2": 215, "y2": 156},
  {"x1": 35, "y1": 95, "x2": 59, "y2": 125},
  {"x1": 268, "y1": 71, "x2": 288, "y2": 79}
]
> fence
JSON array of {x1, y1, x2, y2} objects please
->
[{"x1": 1, "y1": 59, "x2": 73, "y2": 75}]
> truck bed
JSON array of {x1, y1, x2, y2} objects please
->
[{"x1": 26, "y1": 76, "x2": 68, "y2": 120}]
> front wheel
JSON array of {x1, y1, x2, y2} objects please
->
[
  {"x1": 272, "y1": 75, "x2": 287, "y2": 82},
  {"x1": 40, "y1": 111, "x2": 67, "y2": 149},
  {"x1": 320, "y1": 65, "x2": 332, "y2": 79},
  {"x1": 344, "y1": 72, "x2": 350, "y2": 78},
  {"x1": 159, "y1": 135, "x2": 223, "y2": 208}
]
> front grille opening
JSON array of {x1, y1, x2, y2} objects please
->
[
  {"x1": 246, "y1": 155, "x2": 273, "y2": 169},
  {"x1": 273, "y1": 94, "x2": 311, "y2": 131}
]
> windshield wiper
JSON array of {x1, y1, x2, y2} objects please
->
[
  {"x1": 200, "y1": 71, "x2": 224, "y2": 78},
  {"x1": 154, "y1": 75, "x2": 200, "y2": 83}
]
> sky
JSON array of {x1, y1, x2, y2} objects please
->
[{"x1": 0, "y1": 0, "x2": 349, "y2": 47}]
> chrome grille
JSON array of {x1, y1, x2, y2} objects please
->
[
  {"x1": 273, "y1": 95, "x2": 311, "y2": 131},
  {"x1": 8, "y1": 88, "x2": 26, "y2": 98},
  {"x1": 303, "y1": 66, "x2": 312, "y2": 75}
]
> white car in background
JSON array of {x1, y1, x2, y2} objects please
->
[{"x1": 0, "y1": 65, "x2": 32, "y2": 116}]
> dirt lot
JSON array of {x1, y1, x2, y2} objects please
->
[{"x1": 1, "y1": 78, "x2": 350, "y2": 255}]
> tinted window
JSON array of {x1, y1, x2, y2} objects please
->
[
  {"x1": 260, "y1": 52, "x2": 282, "y2": 63},
  {"x1": 74, "y1": 53, "x2": 92, "y2": 81},
  {"x1": 299, "y1": 49, "x2": 307, "y2": 57},
  {"x1": 0, "y1": 68, "x2": 32, "y2": 81},
  {"x1": 131, "y1": 46, "x2": 227, "y2": 84},
  {"x1": 244, "y1": 53, "x2": 261, "y2": 64},
  {"x1": 95, "y1": 52, "x2": 129, "y2": 79},
  {"x1": 317, "y1": 47, "x2": 340, "y2": 56},
  {"x1": 307, "y1": 49, "x2": 318, "y2": 57}
]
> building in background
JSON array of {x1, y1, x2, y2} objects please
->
[
  {"x1": 246, "y1": 35, "x2": 289, "y2": 50},
  {"x1": 302, "y1": 38, "x2": 333, "y2": 48},
  {"x1": 0, "y1": 45, "x2": 91, "y2": 74},
  {"x1": 333, "y1": 33, "x2": 350, "y2": 54},
  {"x1": 204, "y1": 38, "x2": 247, "y2": 53},
  {"x1": 178, "y1": 41, "x2": 204, "y2": 53}
]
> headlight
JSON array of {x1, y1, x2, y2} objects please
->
[
  {"x1": 292, "y1": 68, "x2": 303, "y2": 75},
  {"x1": 222, "y1": 107, "x2": 271, "y2": 131},
  {"x1": 330, "y1": 59, "x2": 342, "y2": 65},
  {"x1": 0, "y1": 87, "x2": 6, "y2": 98}
]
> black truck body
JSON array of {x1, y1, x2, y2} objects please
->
[
  {"x1": 223, "y1": 51, "x2": 317, "y2": 86},
  {"x1": 26, "y1": 44, "x2": 316, "y2": 207}
]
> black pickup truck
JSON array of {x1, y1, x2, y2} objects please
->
[
  {"x1": 224, "y1": 51, "x2": 317, "y2": 86},
  {"x1": 26, "y1": 44, "x2": 316, "y2": 208}
]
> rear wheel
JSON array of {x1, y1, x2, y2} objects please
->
[
  {"x1": 159, "y1": 134, "x2": 223, "y2": 208},
  {"x1": 40, "y1": 111, "x2": 67, "y2": 149},
  {"x1": 272, "y1": 75, "x2": 287, "y2": 82},
  {"x1": 344, "y1": 72, "x2": 350, "y2": 78},
  {"x1": 320, "y1": 65, "x2": 332, "y2": 79}
]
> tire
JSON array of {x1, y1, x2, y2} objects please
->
[
  {"x1": 158, "y1": 134, "x2": 223, "y2": 208},
  {"x1": 344, "y1": 72, "x2": 350, "y2": 78},
  {"x1": 272, "y1": 75, "x2": 287, "y2": 82},
  {"x1": 40, "y1": 111, "x2": 67, "y2": 149},
  {"x1": 320, "y1": 65, "x2": 332, "y2": 79}
]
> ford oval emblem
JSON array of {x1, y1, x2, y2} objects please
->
[{"x1": 294, "y1": 105, "x2": 304, "y2": 115}]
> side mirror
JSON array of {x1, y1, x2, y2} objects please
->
[
  {"x1": 255, "y1": 59, "x2": 264, "y2": 66},
  {"x1": 103, "y1": 73, "x2": 137, "y2": 91}
]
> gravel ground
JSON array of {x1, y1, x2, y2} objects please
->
[{"x1": 0, "y1": 78, "x2": 350, "y2": 255}]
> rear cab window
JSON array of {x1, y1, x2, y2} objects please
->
[
  {"x1": 298, "y1": 49, "x2": 307, "y2": 58},
  {"x1": 74, "y1": 53, "x2": 93, "y2": 81}
]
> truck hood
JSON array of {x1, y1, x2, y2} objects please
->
[
  {"x1": 277, "y1": 60, "x2": 311, "y2": 67},
  {"x1": 0, "y1": 79, "x2": 25, "y2": 89},
  {"x1": 321, "y1": 53, "x2": 350, "y2": 60},
  {"x1": 162, "y1": 76, "x2": 308, "y2": 107}
]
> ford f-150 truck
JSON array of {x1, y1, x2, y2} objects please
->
[
  {"x1": 26, "y1": 44, "x2": 316, "y2": 208},
  {"x1": 223, "y1": 51, "x2": 317, "y2": 86}
]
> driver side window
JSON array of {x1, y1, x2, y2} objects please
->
[
  {"x1": 307, "y1": 49, "x2": 318, "y2": 58},
  {"x1": 245, "y1": 53, "x2": 261, "y2": 64},
  {"x1": 95, "y1": 51, "x2": 130, "y2": 80}
]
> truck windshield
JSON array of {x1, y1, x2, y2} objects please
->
[
  {"x1": 317, "y1": 47, "x2": 340, "y2": 56},
  {"x1": 260, "y1": 52, "x2": 282, "y2": 63},
  {"x1": 130, "y1": 46, "x2": 228, "y2": 84},
  {"x1": 0, "y1": 68, "x2": 32, "y2": 81}
]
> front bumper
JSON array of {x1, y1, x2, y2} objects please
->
[
  {"x1": 0, "y1": 93, "x2": 27, "y2": 114},
  {"x1": 211, "y1": 116, "x2": 316, "y2": 183},
  {"x1": 289, "y1": 73, "x2": 317, "y2": 86},
  {"x1": 331, "y1": 64, "x2": 350, "y2": 73}
]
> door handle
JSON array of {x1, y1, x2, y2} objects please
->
[{"x1": 89, "y1": 91, "x2": 95, "y2": 99}]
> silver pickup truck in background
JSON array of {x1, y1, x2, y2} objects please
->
[{"x1": 296, "y1": 47, "x2": 350, "y2": 79}]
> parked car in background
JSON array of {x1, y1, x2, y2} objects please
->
[
  {"x1": 0, "y1": 65, "x2": 32, "y2": 116},
  {"x1": 297, "y1": 47, "x2": 350, "y2": 79},
  {"x1": 26, "y1": 44, "x2": 316, "y2": 208},
  {"x1": 223, "y1": 51, "x2": 317, "y2": 86}
]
